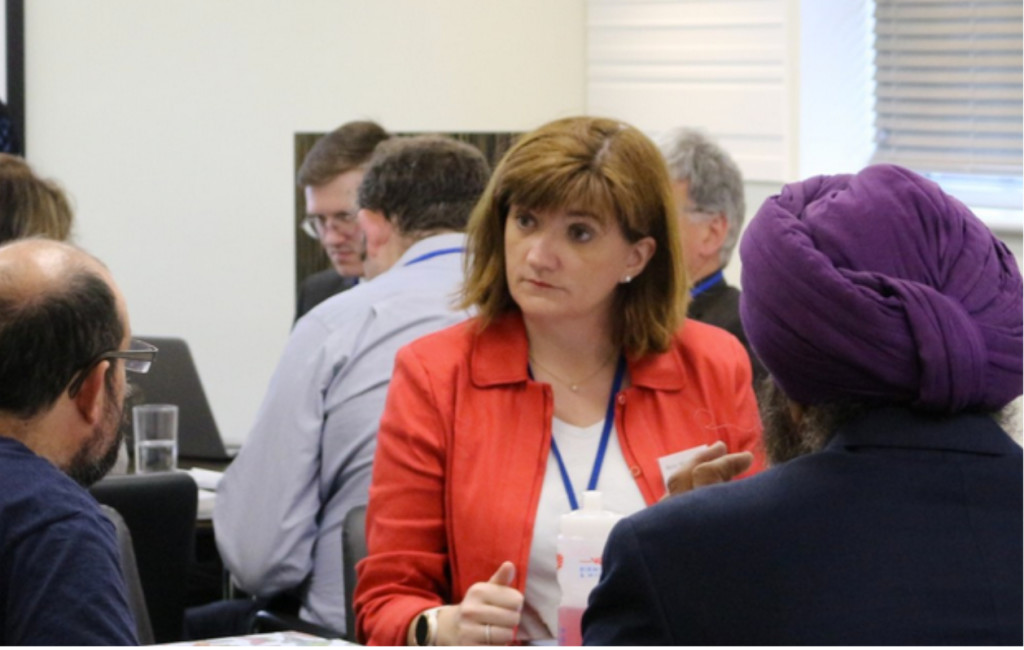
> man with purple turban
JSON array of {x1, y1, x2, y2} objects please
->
[{"x1": 583, "y1": 164, "x2": 1022, "y2": 645}]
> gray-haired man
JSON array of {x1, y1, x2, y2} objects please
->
[{"x1": 659, "y1": 127, "x2": 765, "y2": 383}]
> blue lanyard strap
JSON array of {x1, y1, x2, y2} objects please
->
[
  {"x1": 542, "y1": 354, "x2": 626, "y2": 510},
  {"x1": 403, "y1": 247, "x2": 464, "y2": 267},
  {"x1": 690, "y1": 270, "x2": 724, "y2": 298}
]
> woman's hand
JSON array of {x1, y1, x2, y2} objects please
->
[
  {"x1": 663, "y1": 440, "x2": 754, "y2": 498},
  {"x1": 437, "y1": 562, "x2": 523, "y2": 645}
]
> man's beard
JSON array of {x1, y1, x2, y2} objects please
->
[
  {"x1": 67, "y1": 384, "x2": 126, "y2": 487},
  {"x1": 757, "y1": 377, "x2": 830, "y2": 466}
]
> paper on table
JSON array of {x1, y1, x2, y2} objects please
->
[
  {"x1": 197, "y1": 489, "x2": 216, "y2": 520},
  {"x1": 163, "y1": 630, "x2": 355, "y2": 645},
  {"x1": 185, "y1": 467, "x2": 224, "y2": 491}
]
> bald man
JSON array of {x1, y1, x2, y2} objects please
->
[{"x1": 0, "y1": 239, "x2": 154, "y2": 645}]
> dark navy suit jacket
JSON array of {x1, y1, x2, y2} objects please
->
[
  {"x1": 687, "y1": 275, "x2": 766, "y2": 385},
  {"x1": 583, "y1": 408, "x2": 1023, "y2": 645}
]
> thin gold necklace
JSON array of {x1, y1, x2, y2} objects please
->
[{"x1": 528, "y1": 351, "x2": 617, "y2": 392}]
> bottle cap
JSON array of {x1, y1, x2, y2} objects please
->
[{"x1": 559, "y1": 490, "x2": 623, "y2": 538}]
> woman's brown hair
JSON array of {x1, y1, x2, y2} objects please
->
[
  {"x1": 0, "y1": 154, "x2": 73, "y2": 243},
  {"x1": 461, "y1": 116, "x2": 688, "y2": 357}
]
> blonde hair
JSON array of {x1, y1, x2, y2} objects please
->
[
  {"x1": 0, "y1": 154, "x2": 73, "y2": 243},
  {"x1": 461, "y1": 116, "x2": 687, "y2": 357}
]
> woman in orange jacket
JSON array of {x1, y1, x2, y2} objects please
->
[{"x1": 354, "y1": 116, "x2": 765, "y2": 646}]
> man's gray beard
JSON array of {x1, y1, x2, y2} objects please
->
[
  {"x1": 67, "y1": 386, "x2": 126, "y2": 487},
  {"x1": 757, "y1": 377, "x2": 831, "y2": 466}
]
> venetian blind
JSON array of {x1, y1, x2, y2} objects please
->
[
  {"x1": 872, "y1": 0, "x2": 1023, "y2": 177},
  {"x1": 586, "y1": 0, "x2": 790, "y2": 182}
]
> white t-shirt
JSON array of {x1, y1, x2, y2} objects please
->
[{"x1": 517, "y1": 416, "x2": 646, "y2": 641}]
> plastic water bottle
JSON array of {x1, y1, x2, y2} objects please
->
[{"x1": 556, "y1": 490, "x2": 623, "y2": 645}]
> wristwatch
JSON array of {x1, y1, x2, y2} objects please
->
[{"x1": 412, "y1": 606, "x2": 443, "y2": 646}]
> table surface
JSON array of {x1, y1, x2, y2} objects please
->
[{"x1": 163, "y1": 630, "x2": 356, "y2": 646}]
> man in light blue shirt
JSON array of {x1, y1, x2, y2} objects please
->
[{"x1": 212, "y1": 136, "x2": 491, "y2": 637}]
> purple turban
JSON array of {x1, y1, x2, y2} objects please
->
[{"x1": 739, "y1": 164, "x2": 1023, "y2": 412}]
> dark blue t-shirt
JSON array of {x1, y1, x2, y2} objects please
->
[{"x1": 0, "y1": 436, "x2": 138, "y2": 645}]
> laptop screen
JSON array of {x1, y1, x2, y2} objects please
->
[{"x1": 122, "y1": 337, "x2": 234, "y2": 462}]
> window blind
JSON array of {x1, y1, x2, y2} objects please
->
[
  {"x1": 586, "y1": 0, "x2": 790, "y2": 182},
  {"x1": 872, "y1": 0, "x2": 1023, "y2": 177}
]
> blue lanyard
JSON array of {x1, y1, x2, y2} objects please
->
[
  {"x1": 403, "y1": 247, "x2": 464, "y2": 267},
  {"x1": 531, "y1": 354, "x2": 626, "y2": 510},
  {"x1": 690, "y1": 270, "x2": 724, "y2": 298}
]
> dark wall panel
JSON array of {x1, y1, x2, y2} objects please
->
[{"x1": 293, "y1": 131, "x2": 519, "y2": 293}]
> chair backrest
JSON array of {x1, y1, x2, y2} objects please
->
[
  {"x1": 341, "y1": 505, "x2": 368, "y2": 642},
  {"x1": 99, "y1": 505, "x2": 155, "y2": 645},
  {"x1": 125, "y1": 336, "x2": 232, "y2": 461},
  {"x1": 91, "y1": 472, "x2": 197, "y2": 643}
]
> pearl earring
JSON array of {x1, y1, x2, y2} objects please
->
[{"x1": 622, "y1": 275, "x2": 632, "y2": 284}]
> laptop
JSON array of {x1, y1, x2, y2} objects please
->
[{"x1": 123, "y1": 336, "x2": 236, "y2": 463}]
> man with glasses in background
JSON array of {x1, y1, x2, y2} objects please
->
[
  {"x1": 295, "y1": 120, "x2": 389, "y2": 321},
  {"x1": 0, "y1": 238, "x2": 157, "y2": 645},
  {"x1": 659, "y1": 127, "x2": 765, "y2": 384}
]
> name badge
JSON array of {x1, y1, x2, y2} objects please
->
[{"x1": 657, "y1": 445, "x2": 709, "y2": 492}]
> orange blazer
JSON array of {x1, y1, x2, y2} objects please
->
[{"x1": 354, "y1": 312, "x2": 765, "y2": 645}]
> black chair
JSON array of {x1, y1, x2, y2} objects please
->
[
  {"x1": 91, "y1": 472, "x2": 197, "y2": 643},
  {"x1": 342, "y1": 505, "x2": 368, "y2": 642},
  {"x1": 99, "y1": 505, "x2": 155, "y2": 645}
]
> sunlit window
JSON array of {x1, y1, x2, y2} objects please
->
[{"x1": 871, "y1": 0, "x2": 1023, "y2": 229}]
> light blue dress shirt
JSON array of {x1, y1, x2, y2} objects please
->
[{"x1": 214, "y1": 233, "x2": 470, "y2": 634}]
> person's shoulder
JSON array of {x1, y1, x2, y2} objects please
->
[
  {"x1": 401, "y1": 316, "x2": 480, "y2": 359},
  {"x1": 677, "y1": 316, "x2": 737, "y2": 340},
  {"x1": 296, "y1": 270, "x2": 357, "y2": 322},
  {"x1": 0, "y1": 438, "x2": 69, "y2": 496},
  {"x1": 693, "y1": 286, "x2": 743, "y2": 331},
  {"x1": 0, "y1": 443, "x2": 108, "y2": 536},
  {"x1": 301, "y1": 273, "x2": 385, "y2": 333},
  {"x1": 301, "y1": 268, "x2": 352, "y2": 292},
  {"x1": 718, "y1": 281, "x2": 741, "y2": 302},
  {"x1": 673, "y1": 318, "x2": 748, "y2": 367},
  {"x1": 630, "y1": 465, "x2": 787, "y2": 540},
  {"x1": 311, "y1": 268, "x2": 466, "y2": 340},
  {"x1": 298, "y1": 269, "x2": 353, "y2": 306},
  {"x1": 383, "y1": 319, "x2": 481, "y2": 396}
]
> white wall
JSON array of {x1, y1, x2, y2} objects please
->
[
  {"x1": 26, "y1": 0, "x2": 586, "y2": 445},
  {"x1": 21, "y1": 1, "x2": 1024, "y2": 446}
]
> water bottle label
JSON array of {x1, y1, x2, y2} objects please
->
[
  {"x1": 577, "y1": 557, "x2": 602, "y2": 580},
  {"x1": 558, "y1": 552, "x2": 603, "y2": 580}
]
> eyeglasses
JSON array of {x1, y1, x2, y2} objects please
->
[
  {"x1": 300, "y1": 212, "x2": 359, "y2": 240},
  {"x1": 682, "y1": 204, "x2": 724, "y2": 222},
  {"x1": 68, "y1": 338, "x2": 159, "y2": 397}
]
